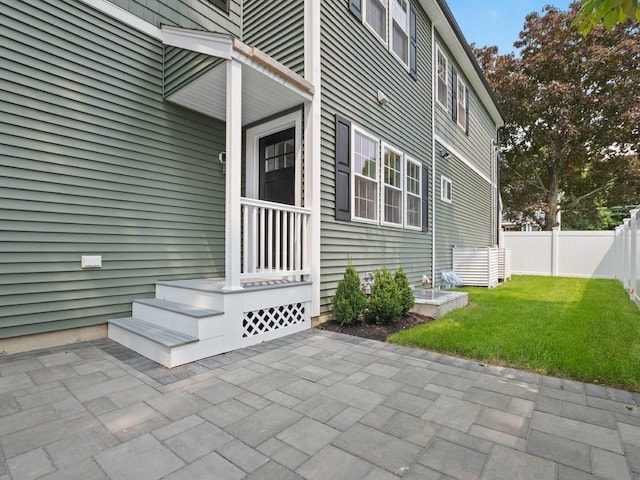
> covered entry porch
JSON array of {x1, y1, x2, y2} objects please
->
[{"x1": 108, "y1": 28, "x2": 318, "y2": 367}]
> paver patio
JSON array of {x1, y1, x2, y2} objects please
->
[{"x1": 0, "y1": 329, "x2": 639, "y2": 479}]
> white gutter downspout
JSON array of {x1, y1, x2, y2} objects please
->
[
  {"x1": 431, "y1": 22, "x2": 437, "y2": 287},
  {"x1": 304, "y1": 0, "x2": 322, "y2": 318}
]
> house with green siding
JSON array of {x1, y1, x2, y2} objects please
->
[{"x1": 0, "y1": 0, "x2": 503, "y2": 366}]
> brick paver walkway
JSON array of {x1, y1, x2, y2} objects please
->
[{"x1": 0, "y1": 330, "x2": 639, "y2": 479}]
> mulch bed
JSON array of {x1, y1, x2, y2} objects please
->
[{"x1": 316, "y1": 311, "x2": 436, "y2": 342}]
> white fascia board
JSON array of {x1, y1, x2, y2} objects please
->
[
  {"x1": 233, "y1": 54, "x2": 314, "y2": 102},
  {"x1": 162, "y1": 26, "x2": 233, "y2": 59},
  {"x1": 78, "y1": 0, "x2": 162, "y2": 40},
  {"x1": 435, "y1": 134, "x2": 492, "y2": 185}
]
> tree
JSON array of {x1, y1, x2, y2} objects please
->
[
  {"x1": 573, "y1": 0, "x2": 640, "y2": 34},
  {"x1": 475, "y1": 3, "x2": 640, "y2": 230}
]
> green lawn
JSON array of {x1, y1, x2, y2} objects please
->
[{"x1": 389, "y1": 276, "x2": 640, "y2": 390}]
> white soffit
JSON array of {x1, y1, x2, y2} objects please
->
[
  {"x1": 162, "y1": 27, "x2": 313, "y2": 125},
  {"x1": 166, "y1": 62, "x2": 311, "y2": 125}
]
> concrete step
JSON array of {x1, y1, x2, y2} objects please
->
[{"x1": 132, "y1": 299, "x2": 224, "y2": 338}]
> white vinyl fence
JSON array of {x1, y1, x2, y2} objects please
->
[
  {"x1": 617, "y1": 209, "x2": 639, "y2": 307},
  {"x1": 503, "y1": 207, "x2": 639, "y2": 307}
]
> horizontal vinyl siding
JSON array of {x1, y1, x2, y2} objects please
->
[
  {"x1": 434, "y1": 141, "x2": 492, "y2": 284},
  {"x1": 434, "y1": 36, "x2": 496, "y2": 181},
  {"x1": 0, "y1": 0, "x2": 225, "y2": 338},
  {"x1": 108, "y1": 0, "x2": 241, "y2": 35},
  {"x1": 320, "y1": 2, "x2": 434, "y2": 312},
  {"x1": 243, "y1": 0, "x2": 305, "y2": 76}
]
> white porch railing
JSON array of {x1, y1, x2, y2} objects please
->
[
  {"x1": 240, "y1": 197, "x2": 311, "y2": 279},
  {"x1": 615, "y1": 207, "x2": 639, "y2": 307}
]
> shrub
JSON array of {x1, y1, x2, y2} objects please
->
[
  {"x1": 395, "y1": 267, "x2": 415, "y2": 315},
  {"x1": 366, "y1": 267, "x2": 402, "y2": 325},
  {"x1": 332, "y1": 261, "x2": 366, "y2": 326}
]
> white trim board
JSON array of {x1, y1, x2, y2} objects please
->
[{"x1": 434, "y1": 134, "x2": 492, "y2": 185}]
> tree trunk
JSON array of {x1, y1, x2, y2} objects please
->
[{"x1": 543, "y1": 166, "x2": 560, "y2": 231}]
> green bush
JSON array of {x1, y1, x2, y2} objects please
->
[
  {"x1": 332, "y1": 261, "x2": 366, "y2": 326},
  {"x1": 366, "y1": 267, "x2": 402, "y2": 325},
  {"x1": 395, "y1": 267, "x2": 415, "y2": 315}
]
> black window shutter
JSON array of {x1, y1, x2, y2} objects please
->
[
  {"x1": 350, "y1": 0, "x2": 363, "y2": 21},
  {"x1": 451, "y1": 69, "x2": 458, "y2": 123},
  {"x1": 335, "y1": 115, "x2": 351, "y2": 221},
  {"x1": 409, "y1": 6, "x2": 418, "y2": 80},
  {"x1": 421, "y1": 166, "x2": 429, "y2": 232},
  {"x1": 465, "y1": 87, "x2": 470, "y2": 135}
]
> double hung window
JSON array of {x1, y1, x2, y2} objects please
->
[
  {"x1": 391, "y1": 0, "x2": 409, "y2": 65},
  {"x1": 436, "y1": 47, "x2": 448, "y2": 109},
  {"x1": 382, "y1": 145, "x2": 403, "y2": 227},
  {"x1": 405, "y1": 158, "x2": 422, "y2": 229},
  {"x1": 353, "y1": 128, "x2": 380, "y2": 222}
]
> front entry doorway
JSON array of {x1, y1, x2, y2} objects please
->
[{"x1": 259, "y1": 127, "x2": 296, "y2": 205}]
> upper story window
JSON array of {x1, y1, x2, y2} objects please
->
[
  {"x1": 391, "y1": 0, "x2": 409, "y2": 65},
  {"x1": 365, "y1": 0, "x2": 388, "y2": 42},
  {"x1": 350, "y1": 0, "x2": 417, "y2": 74},
  {"x1": 436, "y1": 46, "x2": 448, "y2": 109},
  {"x1": 456, "y1": 76, "x2": 468, "y2": 130},
  {"x1": 208, "y1": 0, "x2": 229, "y2": 14}
]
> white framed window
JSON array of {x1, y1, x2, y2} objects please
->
[
  {"x1": 441, "y1": 175, "x2": 452, "y2": 203},
  {"x1": 436, "y1": 46, "x2": 448, "y2": 110},
  {"x1": 382, "y1": 143, "x2": 403, "y2": 227},
  {"x1": 364, "y1": 0, "x2": 388, "y2": 44},
  {"x1": 404, "y1": 157, "x2": 421, "y2": 229},
  {"x1": 456, "y1": 76, "x2": 467, "y2": 130},
  {"x1": 352, "y1": 126, "x2": 380, "y2": 223},
  {"x1": 344, "y1": 121, "x2": 425, "y2": 230},
  {"x1": 390, "y1": 0, "x2": 409, "y2": 67}
]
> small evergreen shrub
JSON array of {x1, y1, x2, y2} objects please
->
[
  {"x1": 366, "y1": 267, "x2": 402, "y2": 325},
  {"x1": 332, "y1": 261, "x2": 366, "y2": 326},
  {"x1": 395, "y1": 267, "x2": 415, "y2": 315}
]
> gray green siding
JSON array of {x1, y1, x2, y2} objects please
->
[
  {"x1": 434, "y1": 142, "x2": 493, "y2": 282},
  {"x1": 432, "y1": 35, "x2": 498, "y2": 284},
  {"x1": 0, "y1": 0, "x2": 225, "y2": 338},
  {"x1": 243, "y1": 0, "x2": 305, "y2": 76},
  {"x1": 319, "y1": 2, "x2": 434, "y2": 312},
  {"x1": 434, "y1": 36, "x2": 497, "y2": 180},
  {"x1": 109, "y1": 0, "x2": 241, "y2": 36}
]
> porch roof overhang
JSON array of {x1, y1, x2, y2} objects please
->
[{"x1": 161, "y1": 26, "x2": 314, "y2": 126}]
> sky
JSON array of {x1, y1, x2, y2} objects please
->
[{"x1": 445, "y1": 0, "x2": 574, "y2": 54}]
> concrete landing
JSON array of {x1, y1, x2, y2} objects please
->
[{"x1": 411, "y1": 288, "x2": 469, "y2": 318}]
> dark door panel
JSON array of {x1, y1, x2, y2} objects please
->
[{"x1": 259, "y1": 127, "x2": 296, "y2": 205}]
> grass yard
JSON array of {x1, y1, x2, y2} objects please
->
[{"x1": 389, "y1": 276, "x2": 640, "y2": 390}]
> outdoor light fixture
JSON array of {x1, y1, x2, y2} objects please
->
[
  {"x1": 218, "y1": 151, "x2": 226, "y2": 174},
  {"x1": 441, "y1": 150, "x2": 451, "y2": 160},
  {"x1": 377, "y1": 89, "x2": 389, "y2": 106}
]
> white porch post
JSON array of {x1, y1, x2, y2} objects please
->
[
  {"x1": 304, "y1": 0, "x2": 322, "y2": 317},
  {"x1": 223, "y1": 59, "x2": 243, "y2": 291}
]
